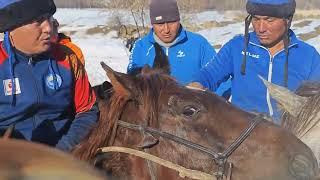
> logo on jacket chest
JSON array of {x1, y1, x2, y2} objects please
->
[
  {"x1": 241, "y1": 51, "x2": 260, "y2": 59},
  {"x1": 3, "y1": 78, "x2": 21, "y2": 96},
  {"x1": 46, "y1": 73, "x2": 62, "y2": 90},
  {"x1": 177, "y1": 50, "x2": 186, "y2": 58}
]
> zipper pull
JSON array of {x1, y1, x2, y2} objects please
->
[
  {"x1": 270, "y1": 56, "x2": 273, "y2": 64},
  {"x1": 28, "y1": 57, "x2": 33, "y2": 65}
]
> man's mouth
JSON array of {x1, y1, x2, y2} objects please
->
[{"x1": 258, "y1": 35, "x2": 268, "y2": 40}]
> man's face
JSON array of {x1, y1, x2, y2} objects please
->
[
  {"x1": 153, "y1": 21, "x2": 180, "y2": 43},
  {"x1": 10, "y1": 15, "x2": 54, "y2": 55},
  {"x1": 252, "y1": 15, "x2": 288, "y2": 48}
]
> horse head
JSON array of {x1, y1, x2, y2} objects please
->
[{"x1": 74, "y1": 65, "x2": 319, "y2": 180}]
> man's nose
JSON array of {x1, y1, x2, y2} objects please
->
[
  {"x1": 258, "y1": 21, "x2": 267, "y2": 33},
  {"x1": 163, "y1": 23, "x2": 170, "y2": 33}
]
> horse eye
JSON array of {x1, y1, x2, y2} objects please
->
[{"x1": 182, "y1": 106, "x2": 199, "y2": 118}]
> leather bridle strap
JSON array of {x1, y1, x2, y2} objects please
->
[
  {"x1": 118, "y1": 120, "x2": 221, "y2": 159},
  {"x1": 117, "y1": 114, "x2": 264, "y2": 179}
]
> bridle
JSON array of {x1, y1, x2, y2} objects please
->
[{"x1": 113, "y1": 114, "x2": 264, "y2": 180}]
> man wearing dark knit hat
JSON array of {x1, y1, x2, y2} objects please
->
[
  {"x1": 127, "y1": 0, "x2": 230, "y2": 97},
  {"x1": 0, "y1": 0, "x2": 98, "y2": 151},
  {"x1": 191, "y1": 0, "x2": 320, "y2": 123}
]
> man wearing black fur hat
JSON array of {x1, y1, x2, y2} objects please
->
[
  {"x1": 191, "y1": 0, "x2": 320, "y2": 123},
  {"x1": 0, "y1": 0, "x2": 98, "y2": 151}
]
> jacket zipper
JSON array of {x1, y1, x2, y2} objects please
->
[
  {"x1": 249, "y1": 42, "x2": 297, "y2": 118},
  {"x1": 267, "y1": 56, "x2": 274, "y2": 117},
  {"x1": 27, "y1": 57, "x2": 40, "y2": 128}
]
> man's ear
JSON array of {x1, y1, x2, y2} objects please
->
[{"x1": 286, "y1": 16, "x2": 293, "y2": 28}]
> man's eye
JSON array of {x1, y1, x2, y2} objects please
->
[
  {"x1": 252, "y1": 18, "x2": 259, "y2": 22},
  {"x1": 266, "y1": 18, "x2": 275, "y2": 22}
]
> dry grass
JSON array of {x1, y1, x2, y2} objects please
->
[
  {"x1": 183, "y1": 20, "x2": 239, "y2": 32},
  {"x1": 86, "y1": 26, "x2": 113, "y2": 35},
  {"x1": 294, "y1": 10, "x2": 320, "y2": 20},
  {"x1": 293, "y1": 20, "x2": 313, "y2": 28},
  {"x1": 297, "y1": 25, "x2": 320, "y2": 41},
  {"x1": 85, "y1": 24, "x2": 149, "y2": 39},
  {"x1": 182, "y1": 21, "x2": 230, "y2": 32}
]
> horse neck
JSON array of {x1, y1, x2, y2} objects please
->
[{"x1": 72, "y1": 94, "x2": 128, "y2": 161}]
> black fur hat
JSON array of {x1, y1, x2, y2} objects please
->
[
  {"x1": 0, "y1": 0, "x2": 56, "y2": 32},
  {"x1": 246, "y1": 0, "x2": 296, "y2": 18}
]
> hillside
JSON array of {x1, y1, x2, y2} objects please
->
[{"x1": 54, "y1": 0, "x2": 320, "y2": 9}]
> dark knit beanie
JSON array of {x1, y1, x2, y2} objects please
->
[
  {"x1": 246, "y1": 0, "x2": 296, "y2": 18},
  {"x1": 149, "y1": 0, "x2": 180, "y2": 24},
  {"x1": 0, "y1": 0, "x2": 56, "y2": 32}
]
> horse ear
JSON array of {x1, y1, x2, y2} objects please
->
[
  {"x1": 259, "y1": 75, "x2": 308, "y2": 117},
  {"x1": 137, "y1": 133, "x2": 159, "y2": 149},
  {"x1": 100, "y1": 62, "x2": 137, "y2": 98},
  {"x1": 153, "y1": 43, "x2": 170, "y2": 74}
]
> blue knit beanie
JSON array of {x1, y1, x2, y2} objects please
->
[
  {"x1": 246, "y1": 0, "x2": 296, "y2": 18},
  {"x1": 0, "y1": 0, "x2": 56, "y2": 32}
]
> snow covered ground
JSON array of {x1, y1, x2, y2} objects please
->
[{"x1": 54, "y1": 8, "x2": 320, "y2": 86}]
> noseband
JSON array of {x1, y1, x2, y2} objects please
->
[{"x1": 115, "y1": 114, "x2": 264, "y2": 180}]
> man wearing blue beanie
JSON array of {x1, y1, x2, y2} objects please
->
[
  {"x1": 0, "y1": 0, "x2": 98, "y2": 151},
  {"x1": 126, "y1": 0, "x2": 231, "y2": 98},
  {"x1": 191, "y1": 0, "x2": 320, "y2": 123}
]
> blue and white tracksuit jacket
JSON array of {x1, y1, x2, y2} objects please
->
[
  {"x1": 194, "y1": 30, "x2": 320, "y2": 123},
  {"x1": 127, "y1": 27, "x2": 231, "y2": 96}
]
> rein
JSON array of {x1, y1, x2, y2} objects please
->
[
  {"x1": 98, "y1": 146, "x2": 214, "y2": 180},
  {"x1": 110, "y1": 114, "x2": 264, "y2": 180}
]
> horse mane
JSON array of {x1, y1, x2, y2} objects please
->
[
  {"x1": 152, "y1": 43, "x2": 170, "y2": 74},
  {"x1": 72, "y1": 89, "x2": 129, "y2": 161},
  {"x1": 72, "y1": 69, "x2": 176, "y2": 163},
  {"x1": 282, "y1": 82, "x2": 320, "y2": 137},
  {"x1": 128, "y1": 42, "x2": 170, "y2": 76}
]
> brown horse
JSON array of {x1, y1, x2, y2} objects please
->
[
  {"x1": 0, "y1": 139, "x2": 105, "y2": 180},
  {"x1": 72, "y1": 63, "x2": 319, "y2": 180}
]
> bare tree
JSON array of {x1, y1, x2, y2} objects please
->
[
  {"x1": 105, "y1": 0, "x2": 149, "y2": 39},
  {"x1": 54, "y1": 0, "x2": 106, "y2": 8}
]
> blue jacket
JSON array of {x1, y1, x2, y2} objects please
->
[
  {"x1": 0, "y1": 35, "x2": 98, "y2": 151},
  {"x1": 127, "y1": 27, "x2": 231, "y2": 96},
  {"x1": 194, "y1": 30, "x2": 320, "y2": 122}
]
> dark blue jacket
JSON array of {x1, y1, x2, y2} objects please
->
[{"x1": 0, "y1": 36, "x2": 98, "y2": 151}]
